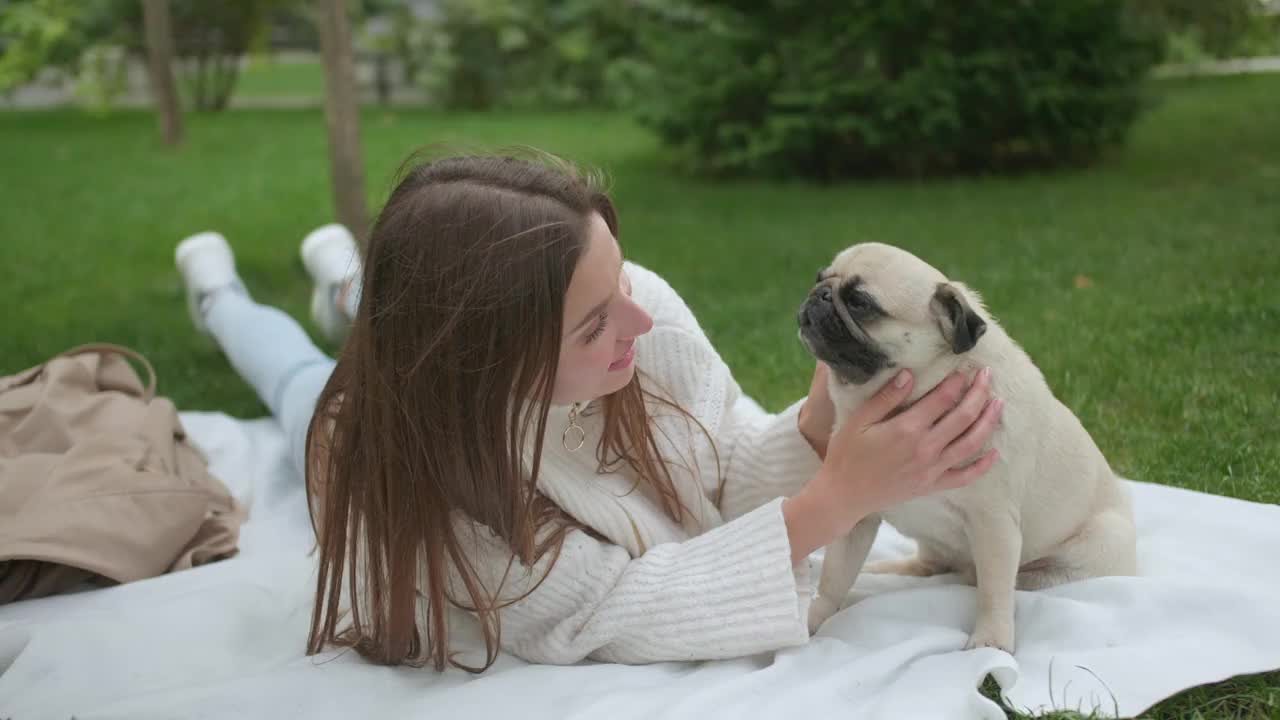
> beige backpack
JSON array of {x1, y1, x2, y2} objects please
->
[{"x1": 0, "y1": 344, "x2": 244, "y2": 603}]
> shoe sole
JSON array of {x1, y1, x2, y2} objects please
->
[
  {"x1": 175, "y1": 231, "x2": 232, "y2": 335},
  {"x1": 300, "y1": 224, "x2": 358, "y2": 344}
]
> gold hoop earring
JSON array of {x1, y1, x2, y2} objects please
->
[{"x1": 562, "y1": 402, "x2": 586, "y2": 452}]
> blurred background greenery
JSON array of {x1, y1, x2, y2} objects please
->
[{"x1": 2, "y1": 2, "x2": 1278, "y2": 716}]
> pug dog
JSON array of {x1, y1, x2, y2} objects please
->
[{"x1": 799, "y1": 242, "x2": 1137, "y2": 652}]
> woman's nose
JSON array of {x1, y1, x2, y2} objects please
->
[{"x1": 619, "y1": 295, "x2": 653, "y2": 339}]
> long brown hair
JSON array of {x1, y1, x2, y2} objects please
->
[{"x1": 304, "y1": 154, "x2": 706, "y2": 672}]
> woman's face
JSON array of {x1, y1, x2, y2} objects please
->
[{"x1": 551, "y1": 212, "x2": 654, "y2": 405}]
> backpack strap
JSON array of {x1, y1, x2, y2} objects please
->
[{"x1": 55, "y1": 343, "x2": 158, "y2": 401}]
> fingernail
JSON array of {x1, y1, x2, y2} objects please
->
[
  {"x1": 980, "y1": 366, "x2": 992, "y2": 382},
  {"x1": 994, "y1": 398, "x2": 1005, "y2": 413},
  {"x1": 895, "y1": 369, "x2": 910, "y2": 388}
]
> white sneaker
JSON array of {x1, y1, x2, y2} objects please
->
[
  {"x1": 300, "y1": 223, "x2": 362, "y2": 344},
  {"x1": 175, "y1": 231, "x2": 248, "y2": 335}
]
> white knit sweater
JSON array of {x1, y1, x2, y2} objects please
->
[{"x1": 450, "y1": 262, "x2": 824, "y2": 665}]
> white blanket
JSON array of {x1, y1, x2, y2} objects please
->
[{"x1": 1, "y1": 411, "x2": 1277, "y2": 719}]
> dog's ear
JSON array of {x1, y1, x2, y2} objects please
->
[{"x1": 931, "y1": 283, "x2": 987, "y2": 354}]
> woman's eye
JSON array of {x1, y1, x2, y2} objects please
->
[{"x1": 585, "y1": 311, "x2": 609, "y2": 343}]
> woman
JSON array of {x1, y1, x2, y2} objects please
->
[{"x1": 174, "y1": 153, "x2": 1001, "y2": 672}]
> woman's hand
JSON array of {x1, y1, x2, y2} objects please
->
[
  {"x1": 797, "y1": 362, "x2": 837, "y2": 458},
  {"x1": 784, "y1": 368, "x2": 1003, "y2": 564}
]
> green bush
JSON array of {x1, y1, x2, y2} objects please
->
[
  {"x1": 0, "y1": 0, "x2": 307, "y2": 111},
  {"x1": 1133, "y1": 0, "x2": 1279, "y2": 60},
  {"x1": 402, "y1": 0, "x2": 655, "y2": 110},
  {"x1": 636, "y1": 0, "x2": 1164, "y2": 179}
]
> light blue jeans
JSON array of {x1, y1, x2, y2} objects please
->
[{"x1": 204, "y1": 291, "x2": 335, "y2": 479}]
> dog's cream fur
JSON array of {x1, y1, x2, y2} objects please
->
[{"x1": 801, "y1": 243, "x2": 1137, "y2": 652}]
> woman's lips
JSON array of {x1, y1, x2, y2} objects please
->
[{"x1": 609, "y1": 342, "x2": 636, "y2": 371}]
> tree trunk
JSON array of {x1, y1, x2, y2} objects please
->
[
  {"x1": 317, "y1": 0, "x2": 369, "y2": 244},
  {"x1": 141, "y1": 0, "x2": 183, "y2": 146},
  {"x1": 193, "y1": 43, "x2": 209, "y2": 111},
  {"x1": 212, "y1": 50, "x2": 241, "y2": 111},
  {"x1": 374, "y1": 53, "x2": 391, "y2": 106}
]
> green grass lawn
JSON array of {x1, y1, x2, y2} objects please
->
[
  {"x1": 1, "y1": 74, "x2": 1277, "y2": 718},
  {"x1": 232, "y1": 56, "x2": 327, "y2": 99}
]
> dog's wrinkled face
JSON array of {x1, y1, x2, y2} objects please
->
[{"x1": 797, "y1": 243, "x2": 988, "y2": 384}]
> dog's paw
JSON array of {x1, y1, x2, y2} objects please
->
[
  {"x1": 964, "y1": 620, "x2": 1014, "y2": 653},
  {"x1": 808, "y1": 596, "x2": 839, "y2": 635},
  {"x1": 865, "y1": 556, "x2": 943, "y2": 577}
]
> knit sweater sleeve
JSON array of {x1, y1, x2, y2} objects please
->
[
  {"x1": 625, "y1": 263, "x2": 825, "y2": 521},
  {"x1": 452, "y1": 498, "x2": 812, "y2": 665}
]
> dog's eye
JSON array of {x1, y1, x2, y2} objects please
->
[
  {"x1": 840, "y1": 285, "x2": 880, "y2": 314},
  {"x1": 840, "y1": 286, "x2": 865, "y2": 306}
]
